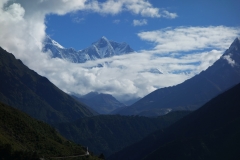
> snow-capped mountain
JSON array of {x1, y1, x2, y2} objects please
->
[{"x1": 42, "y1": 36, "x2": 135, "y2": 63}]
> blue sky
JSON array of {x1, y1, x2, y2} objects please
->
[
  {"x1": 1, "y1": 0, "x2": 240, "y2": 101},
  {"x1": 45, "y1": 0, "x2": 240, "y2": 51}
]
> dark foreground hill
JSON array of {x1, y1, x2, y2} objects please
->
[
  {"x1": 0, "y1": 47, "x2": 94, "y2": 124},
  {"x1": 117, "y1": 38, "x2": 240, "y2": 116},
  {"x1": 55, "y1": 111, "x2": 190, "y2": 157},
  {"x1": 109, "y1": 82, "x2": 240, "y2": 160},
  {"x1": 0, "y1": 101, "x2": 101, "y2": 160}
]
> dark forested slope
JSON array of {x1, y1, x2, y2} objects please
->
[
  {"x1": 0, "y1": 47, "x2": 94, "y2": 124},
  {"x1": 0, "y1": 102, "x2": 101, "y2": 159},
  {"x1": 55, "y1": 111, "x2": 190, "y2": 157}
]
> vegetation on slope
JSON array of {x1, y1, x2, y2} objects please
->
[
  {"x1": 0, "y1": 102, "x2": 100, "y2": 160},
  {"x1": 55, "y1": 111, "x2": 190, "y2": 157},
  {"x1": 0, "y1": 47, "x2": 94, "y2": 124}
]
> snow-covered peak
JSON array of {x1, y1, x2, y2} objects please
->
[
  {"x1": 101, "y1": 36, "x2": 108, "y2": 41},
  {"x1": 44, "y1": 36, "x2": 64, "y2": 49},
  {"x1": 51, "y1": 39, "x2": 64, "y2": 49},
  {"x1": 93, "y1": 36, "x2": 110, "y2": 47},
  {"x1": 43, "y1": 36, "x2": 135, "y2": 63}
]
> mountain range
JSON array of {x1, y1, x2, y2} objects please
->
[
  {"x1": 0, "y1": 45, "x2": 190, "y2": 158},
  {"x1": 0, "y1": 47, "x2": 95, "y2": 124},
  {"x1": 116, "y1": 37, "x2": 240, "y2": 116},
  {"x1": 1, "y1": 37, "x2": 240, "y2": 159},
  {"x1": 108, "y1": 81, "x2": 240, "y2": 160},
  {"x1": 43, "y1": 36, "x2": 135, "y2": 63}
]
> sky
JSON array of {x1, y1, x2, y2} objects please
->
[{"x1": 0, "y1": 0, "x2": 240, "y2": 102}]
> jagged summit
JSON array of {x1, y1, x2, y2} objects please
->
[
  {"x1": 93, "y1": 36, "x2": 110, "y2": 46},
  {"x1": 229, "y1": 37, "x2": 240, "y2": 50},
  {"x1": 221, "y1": 37, "x2": 240, "y2": 67},
  {"x1": 43, "y1": 36, "x2": 134, "y2": 63}
]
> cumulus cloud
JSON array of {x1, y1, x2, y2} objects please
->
[
  {"x1": 161, "y1": 10, "x2": 178, "y2": 19},
  {"x1": 133, "y1": 19, "x2": 147, "y2": 26},
  {"x1": 84, "y1": 0, "x2": 161, "y2": 17},
  {"x1": 0, "y1": 0, "x2": 240, "y2": 102}
]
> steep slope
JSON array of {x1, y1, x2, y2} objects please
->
[
  {"x1": 43, "y1": 36, "x2": 134, "y2": 63},
  {"x1": 55, "y1": 111, "x2": 190, "y2": 157},
  {"x1": 0, "y1": 102, "x2": 100, "y2": 159},
  {"x1": 117, "y1": 38, "x2": 240, "y2": 116},
  {"x1": 109, "y1": 82, "x2": 240, "y2": 160},
  {"x1": 0, "y1": 47, "x2": 94, "y2": 124},
  {"x1": 74, "y1": 92, "x2": 126, "y2": 114}
]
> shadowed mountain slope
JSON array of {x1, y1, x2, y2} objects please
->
[
  {"x1": 117, "y1": 38, "x2": 240, "y2": 116},
  {"x1": 109, "y1": 82, "x2": 240, "y2": 160},
  {"x1": 0, "y1": 101, "x2": 101, "y2": 159},
  {"x1": 0, "y1": 47, "x2": 94, "y2": 124}
]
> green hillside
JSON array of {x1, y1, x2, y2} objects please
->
[
  {"x1": 55, "y1": 111, "x2": 190, "y2": 157},
  {"x1": 0, "y1": 101, "x2": 101, "y2": 160},
  {"x1": 0, "y1": 47, "x2": 94, "y2": 124}
]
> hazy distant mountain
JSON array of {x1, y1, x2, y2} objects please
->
[
  {"x1": 74, "y1": 92, "x2": 126, "y2": 114},
  {"x1": 0, "y1": 47, "x2": 94, "y2": 124},
  {"x1": 121, "y1": 97, "x2": 142, "y2": 106},
  {"x1": 43, "y1": 36, "x2": 135, "y2": 63},
  {"x1": 109, "y1": 82, "x2": 240, "y2": 160},
  {"x1": 116, "y1": 38, "x2": 240, "y2": 116}
]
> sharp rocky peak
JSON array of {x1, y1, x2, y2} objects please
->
[
  {"x1": 43, "y1": 35, "x2": 135, "y2": 63},
  {"x1": 93, "y1": 36, "x2": 110, "y2": 46},
  {"x1": 230, "y1": 37, "x2": 240, "y2": 47},
  {"x1": 225, "y1": 37, "x2": 240, "y2": 54}
]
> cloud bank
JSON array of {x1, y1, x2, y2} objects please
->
[{"x1": 0, "y1": 0, "x2": 240, "y2": 102}]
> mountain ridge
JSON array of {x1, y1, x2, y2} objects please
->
[
  {"x1": 43, "y1": 36, "x2": 135, "y2": 63},
  {"x1": 0, "y1": 47, "x2": 95, "y2": 124},
  {"x1": 116, "y1": 38, "x2": 240, "y2": 116},
  {"x1": 108, "y1": 82, "x2": 240, "y2": 160}
]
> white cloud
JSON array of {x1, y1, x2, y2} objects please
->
[
  {"x1": 72, "y1": 17, "x2": 84, "y2": 23},
  {"x1": 223, "y1": 54, "x2": 236, "y2": 67},
  {"x1": 0, "y1": 0, "x2": 240, "y2": 102},
  {"x1": 162, "y1": 10, "x2": 178, "y2": 19},
  {"x1": 133, "y1": 19, "x2": 147, "y2": 26},
  {"x1": 83, "y1": 0, "x2": 177, "y2": 18},
  {"x1": 137, "y1": 26, "x2": 240, "y2": 53},
  {"x1": 113, "y1": 19, "x2": 120, "y2": 24}
]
